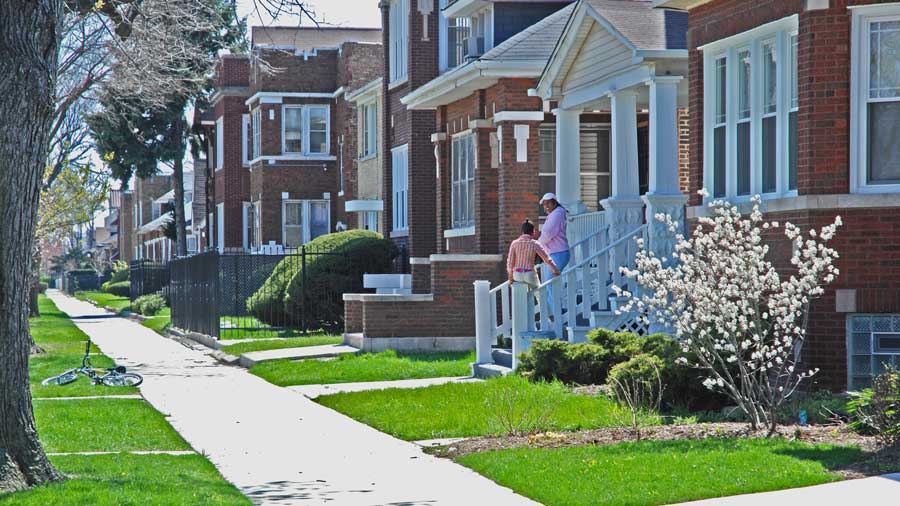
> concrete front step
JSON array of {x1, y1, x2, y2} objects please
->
[
  {"x1": 472, "y1": 362, "x2": 512, "y2": 379},
  {"x1": 491, "y1": 348, "x2": 512, "y2": 368},
  {"x1": 238, "y1": 344, "x2": 360, "y2": 369}
]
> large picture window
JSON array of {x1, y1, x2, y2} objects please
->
[
  {"x1": 281, "y1": 105, "x2": 330, "y2": 156},
  {"x1": 451, "y1": 133, "x2": 475, "y2": 229},
  {"x1": 853, "y1": 8, "x2": 900, "y2": 192},
  {"x1": 391, "y1": 145, "x2": 409, "y2": 232},
  {"x1": 703, "y1": 16, "x2": 798, "y2": 200},
  {"x1": 282, "y1": 200, "x2": 330, "y2": 249},
  {"x1": 389, "y1": 0, "x2": 409, "y2": 84}
]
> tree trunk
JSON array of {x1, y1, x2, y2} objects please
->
[
  {"x1": 172, "y1": 116, "x2": 188, "y2": 258},
  {"x1": 0, "y1": 0, "x2": 66, "y2": 491}
]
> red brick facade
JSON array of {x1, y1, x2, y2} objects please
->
[
  {"x1": 683, "y1": 0, "x2": 900, "y2": 390},
  {"x1": 201, "y1": 36, "x2": 382, "y2": 251}
]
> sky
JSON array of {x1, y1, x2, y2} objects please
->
[{"x1": 235, "y1": 0, "x2": 382, "y2": 29}]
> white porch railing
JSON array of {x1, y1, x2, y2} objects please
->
[
  {"x1": 567, "y1": 210, "x2": 607, "y2": 250},
  {"x1": 473, "y1": 224, "x2": 648, "y2": 369}
]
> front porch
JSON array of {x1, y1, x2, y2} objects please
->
[{"x1": 472, "y1": 0, "x2": 689, "y2": 376}]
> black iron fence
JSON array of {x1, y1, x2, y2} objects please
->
[
  {"x1": 130, "y1": 259, "x2": 169, "y2": 301},
  {"x1": 63, "y1": 271, "x2": 101, "y2": 294},
  {"x1": 169, "y1": 246, "x2": 354, "y2": 339}
]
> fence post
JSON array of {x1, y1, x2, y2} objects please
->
[
  {"x1": 510, "y1": 281, "x2": 529, "y2": 370},
  {"x1": 300, "y1": 245, "x2": 307, "y2": 335},
  {"x1": 473, "y1": 280, "x2": 493, "y2": 365}
]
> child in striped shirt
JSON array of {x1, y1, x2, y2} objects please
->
[{"x1": 507, "y1": 219, "x2": 560, "y2": 287}]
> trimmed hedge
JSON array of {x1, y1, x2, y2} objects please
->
[
  {"x1": 247, "y1": 230, "x2": 398, "y2": 328},
  {"x1": 102, "y1": 280, "x2": 131, "y2": 298},
  {"x1": 132, "y1": 294, "x2": 166, "y2": 316},
  {"x1": 517, "y1": 329, "x2": 728, "y2": 410}
]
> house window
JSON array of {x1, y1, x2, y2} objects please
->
[
  {"x1": 852, "y1": 9, "x2": 900, "y2": 192},
  {"x1": 451, "y1": 133, "x2": 476, "y2": 229},
  {"x1": 389, "y1": 0, "x2": 409, "y2": 84},
  {"x1": 360, "y1": 102, "x2": 377, "y2": 158},
  {"x1": 281, "y1": 105, "x2": 330, "y2": 156},
  {"x1": 467, "y1": 6, "x2": 493, "y2": 57},
  {"x1": 252, "y1": 108, "x2": 261, "y2": 160},
  {"x1": 282, "y1": 200, "x2": 330, "y2": 249},
  {"x1": 538, "y1": 127, "x2": 612, "y2": 215},
  {"x1": 215, "y1": 117, "x2": 224, "y2": 170},
  {"x1": 391, "y1": 145, "x2": 409, "y2": 232},
  {"x1": 243, "y1": 202, "x2": 256, "y2": 250},
  {"x1": 253, "y1": 202, "x2": 261, "y2": 249},
  {"x1": 703, "y1": 16, "x2": 799, "y2": 200},
  {"x1": 187, "y1": 235, "x2": 198, "y2": 253},
  {"x1": 439, "y1": 0, "x2": 471, "y2": 72},
  {"x1": 789, "y1": 34, "x2": 799, "y2": 191},
  {"x1": 242, "y1": 114, "x2": 250, "y2": 166},
  {"x1": 848, "y1": 315, "x2": 900, "y2": 390},
  {"x1": 283, "y1": 106, "x2": 303, "y2": 153},
  {"x1": 361, "y1": 211, "x2": 379, "y2": 233}
]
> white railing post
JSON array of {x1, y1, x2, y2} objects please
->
[
  {"x1": 510, "y1": 281, "x2": 530, "y2": 370},
  {"x1": 473, "y1": 280, "x2": 493, "y2": 364}
]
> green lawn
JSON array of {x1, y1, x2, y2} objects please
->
[
  {"x1": 5, "y1": 295, "x2": 250, "y2": 505},
  {"x1": 142, "y1": 308, "x2": 171, "y2": 335},
  {"x1": 0, "y1": 454, "x2": 250, "y2": 505},
  {"x1": 74, "y1": 291, "x2": 131, "y2": 312},
  {"x1": 31, "y1": 297, "x2": 138, "y2": 398},
  {"x1": 34, "y1": 398, "x2": 190, "y2": 453},
  {"x1": 316, "y1": 375, "x2": 628, "y2": 440},
  {"x1": 252, "y1": 350, "x2": 475, "y2": 387},
  {"x1": 220, "y1": 335, "x2": 342, "y2": 356},
  {"x1": 457, "y1": 438, "x2": 864, "y2": 506}
]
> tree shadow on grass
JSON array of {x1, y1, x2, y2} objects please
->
[{"x1": 774, "y1": 445, "x2": 867, "y2": 471}]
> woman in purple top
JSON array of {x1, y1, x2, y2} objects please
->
[{"x1": 537, "y1": 192, "x2": 570, "y2": 285}]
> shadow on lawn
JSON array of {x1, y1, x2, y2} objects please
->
[{"x1": 775, "y1": 445, "x2": 867, "y2": 471}]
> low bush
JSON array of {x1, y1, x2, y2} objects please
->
[
  {"x1": 247, "y1": 230, "x2": 397, "y2": 329},
  {"x1": 517, "y1": 340, "x2": 609, "y2": 385},
  {"x1": 109, "y1": 260, "x2": 130, "y2": 283},
  {"x1": 132, "y1": 294, "x2": 166, "y2": 316},
  {"x1": 102, "y1": 280, "x2": 131, "y2": 298},
  {"x1": 607, "y1": 354, "x2": 665, "y2": 439},
  {"x1": 518, "y1": 329, "x2": 728, "y2": 411},
  {"x1": 38, "y1": 282, "x2": 49, "y2": 293},
  {"x1": 849, "y1": 368, "x2": 900, "y2": 448}
]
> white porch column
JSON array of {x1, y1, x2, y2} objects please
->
[
  {"x1": 553, "y1": 108, "x2": 586, "y2": 215},
  {"x1": 642, "y1": 77, "x2": 688, "y2": 262},
  {"x1": 602, "y1": 90, "x2": 644, "y2": 242}
]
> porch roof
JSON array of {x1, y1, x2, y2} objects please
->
[
  {"x1": 402, "y1": 3, "x2": 574, "y2": 110},
  {"x1": 137, "y1": 212, "x2": 172, "y2": 236},
  {"x1": 533, "y1": 0, "x2": 687, "y2": 104}
]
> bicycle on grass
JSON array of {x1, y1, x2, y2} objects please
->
[{"x1": 41, "y1": 339, "x2": 143, "y2": 387}]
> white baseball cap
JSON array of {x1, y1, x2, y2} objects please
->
[{"x1": 539, "y1": 192, "x2": 557, "y2": 204}]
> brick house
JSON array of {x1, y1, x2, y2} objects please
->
[
  {"x1": 197, "y1": 28, "x2": 383, "y2": 253},
  {"x1": 415, "y1": 0, "x2": 686, "y2": 374},
  {"x1": 653, "y1": 0, "x2": 900, "y2": 391},
  {"x1": 345, "y1": 78, "x2": 386, "y2": 233},
  {"x1": 130, "y1": 174, "x2": 173, "y2": 261}
]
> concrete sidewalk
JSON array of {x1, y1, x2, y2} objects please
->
[
  {"x1": 673, "y1": 473, "x2": 900, "y2": 505},
  {"x1": 49, "y1": 291, "x2": 538, "y2": 506}
]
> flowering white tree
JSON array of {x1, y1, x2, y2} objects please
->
[{"x1": 616, "y1": 191, "x2": 841, "y2": 435}]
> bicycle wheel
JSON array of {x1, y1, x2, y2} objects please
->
[
  {"x1": 41, "y1": 370, "x2": 79, "y2": 386},
  {"x1": 99, "y1": 372, "x2": 143, "y2": 387}
]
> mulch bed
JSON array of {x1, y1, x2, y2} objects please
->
[{"x1": 427, "y1": 423, "x2": 900, "y2": 478}]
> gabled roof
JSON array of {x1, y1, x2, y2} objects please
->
[
  {"x1": 534, "y1": 0, "x2": 687, "y2": 101},
  {"x1": 403, "y1": 3, "x2": 574, "y2": 109},
  {"x1": 583, "y1": 0, "x2": 686, "y2": 51}
]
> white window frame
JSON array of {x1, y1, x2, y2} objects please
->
[
  {"x1": 281, "y1": 105, "x2": 331, "y2": 156},
  {"x1": 701, "y1": 15, "x2": 799, "y2": 202},
  {"x1": 338, "y1": 136, "x2": 345, "y2": 196},
  {"x1": 215, "y1": 117, "x2": 224, "y2": 170},
  {"x1": 389, "y1": 0, "x2": 409, "y2": 85},
  {"x1": 360, "y1": 101, "x2": 378, "y2": 159},
  {"x1": 438, "y1": 0, "x2": 472, "y2": 73},
  {"x1": 281, "y1": 199, "x2": 331, "y2": 248},
  {"x1": 241, "y1": 114, "x2": 250, "y2": 166},
  {"x1": 451, "y1": 132, "x2": 476, "y2": 229},
  {"x1": 851, "y1": 5, "x2": 900, "y2": 194},
  {"x1": 391, "y1": 144, "x2": 409, "y2": 232},
  {"x1": 361, "y1": 210, "x2": 379, "y2": 233},
  {"x1": 252, "y1": 108, "x2": 262, "y2": 160},
  {"x1": 242, "y1": 202, "x2": 253, "y2": 250},
  {"x1": 216, "y1": 203, "x2": 224, "y2": 253}
]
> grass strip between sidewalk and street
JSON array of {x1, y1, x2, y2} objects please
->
[
  {"x1": 6, "y1": 294, "x2": 251, "y2": 505},
  {"x1": 220, "y1": 335, "x2": 342, "y2": 356},
  {"x1": 456, "y1": 438, "x2": 865, "y2": 506},
  {"x1": 251, "y1": 349, "x2": 475, "y2": 387},
  {"x1": 0, "y1": 453, "x2": 249, "y2": 506},
  {"x1": 316, "y1": 375, "x2": 628, "y2": 441}
]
